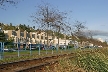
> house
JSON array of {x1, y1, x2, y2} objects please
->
[{"x1": 3, "y1": 29, "x2": 75, "y2": 49}]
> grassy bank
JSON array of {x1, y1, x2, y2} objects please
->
[{"x1": 45, "y1": 48, "x2": 108, "y2": 72}]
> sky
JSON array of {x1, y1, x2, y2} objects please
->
[{"x1": 0, "y1": 0, "x2": 108, "y2": 41}]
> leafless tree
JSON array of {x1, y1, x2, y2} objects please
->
[
  {"x1": 73, "y1": 21, "x2": 87, "y2": 37},
  {"x1": 31, "y1": 3, "x2": 67, "y2": 47},
  {"x1": 0, "y1": 0, "x2": 21, "y2": 9}
]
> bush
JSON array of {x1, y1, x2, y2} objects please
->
[{"x1": 76, "y1": 53, "x2": 108, "y2": 72}]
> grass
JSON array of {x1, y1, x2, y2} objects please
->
[
  {"x1": 1, "y1": 47, "x2": 108, "y2": 72},
  {"x1": 3, "y1": 48, "x2": 75, "y2": 57},
  {"x1": 0, "y1": 47, "x2": 98, "y2": 64},
  {"x1": 0, "y1": 48, "x2": 75, "y2": 64},
  {"x1": 45, "y1": 57, "x2": 85, "y2": 72},
  {"x1": 44, "y1": 47, "x2": 108, "y2": 72}
]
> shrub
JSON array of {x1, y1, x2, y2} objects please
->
[{"x1": 76, "y1": 52, "x2": 108, "y2": 72}]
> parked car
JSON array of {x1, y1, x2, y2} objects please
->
[
  {"x1": 8, "y1": 48, "x2": 16, "y2": 52},
  {"x1": 4, "y1": 48, "x2": 16, "y2": 52},
  {"x1": 28, "y1": 44, "x2": 46, "y2": 50},
  {"x1": 49, "y1": 46, "x2": 56, "y2": 50},
  {"x1": 35, "y1": 44, "x2": 45, "y2": 50},
  {"x1": 59, "y1": 45, "x2": 67, "y2": 49},
  {"x1": 30, "y1": 44, "x2": 37, "y2": 50},
  {"x1": 4, "y1": 48, "x2": 9, "y2": 52}
]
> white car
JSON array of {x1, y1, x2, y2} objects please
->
[{"x1": 4, "y1": 49, "x2": 9, "y2": 52}]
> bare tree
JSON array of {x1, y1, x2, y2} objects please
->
[
  {"x1": 31, "y1": 3, "x2": 67, "y2": 47},
  {"x1": 0, "y1": 0, "x2": 21, "y2": 9},
  {"x1": 71, "y1": 21, "x2": 89, "y2": 45},
  {"x1": 73, "y1": 21, "x2": 87, "y2": 37},
  {"x1": 31, "y1": 4, "x2": 54, "y2": 46}
]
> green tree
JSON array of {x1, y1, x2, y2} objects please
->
[
  {"x1": 10, "y1": 23, "x2": 12, "y2": 26},
  {"x1": 0, "y1": 31, "x2": 6, "y2": 42},
  {"x1": 33, "y1": 26, "x2": 35, "y2": 29}
]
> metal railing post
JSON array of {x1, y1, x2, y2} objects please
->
[{"x1": 30, "y1": 44, "x2": 31, "y2": 55}]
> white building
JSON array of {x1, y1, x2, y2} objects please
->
[{"x1": 52, "y1": 37, "x2": 71, "y2": 46}]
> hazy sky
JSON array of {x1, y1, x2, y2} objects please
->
[{"x1": 0, "y1": 0, "x2": 108, "y2": 40}]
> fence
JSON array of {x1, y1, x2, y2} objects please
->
[
  {"x1": 0, "y1": 42, "x2": 75, "y2": 60},
  {"x1": 0, "y1": 42, "x2": 4, "y2": 59}
]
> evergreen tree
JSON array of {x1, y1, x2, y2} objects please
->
[{"x1": 0, "y1": 31, "x2": 6, "y2": 42}]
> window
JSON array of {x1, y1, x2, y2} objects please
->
[
  {"x1": 45, "y1": 37, "x2": 47, "y2": 40},
  {"x1": 32, "y1": 34, "x2": 35, "y2": 38},
  {"x1": 41, "y1": 36, "x2": 43, "y2": 39},
  {"x1": 37, "y1": 35, "x2": 39, "y2": 39},
  {"x1": 20, "y1": 32, "x2": 24, "y2": 37},
  {"x1": 27, "y1": 33, "x2": 30, "y2": 38},
  {"x1": 12, "y1": 31, "x2": 17, "y2": 36}
]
